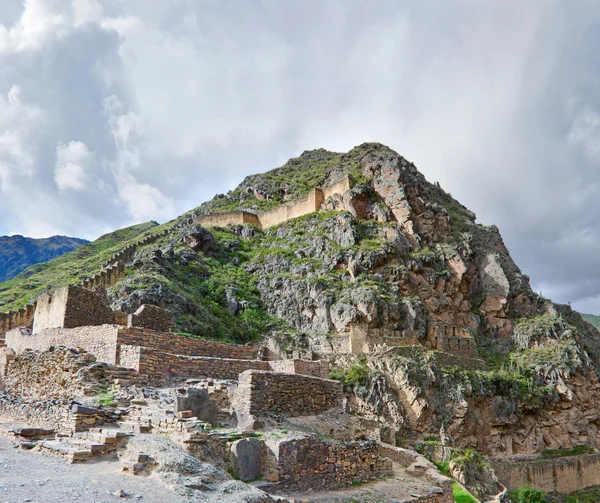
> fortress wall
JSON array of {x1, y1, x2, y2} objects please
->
[
  {"x1": 492, "y1": 454, "x2": 600, "y2": 494},
  {"x1": 127, "y1": 304, "x2": 172, "y2": 332},
  {"x1": 32, "y1": 291, "x2": 68, "y2": 334},
  {"x1": 322, "y1": 174, "x2": 352, "y2": 200},
  {"x1": 121, "y1": 345, "x2": 271, "y2": 382},
  {"x1": 116, "y1": 327, "x2": 259, "y2": 361},
  {"x1": 259, "y1": 188, "x2": 325, "y2": 229},
  {"x1": 194, "y1": 211, "x2": 260, "y2": 228},
  {"x1": 234, "y1": 370, "x2": 343, "y2": 418},
  {"x1": 6, "y1": 325, "x2": 120, "y2": 364}
]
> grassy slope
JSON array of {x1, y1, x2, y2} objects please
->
[
  {"x1": 0, "y1": 222, "x2": 159, "y2": 310},
  {"x1": 581, "y1": 313, "x2": 600, "y2": 330}
]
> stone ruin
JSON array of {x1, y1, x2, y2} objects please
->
[
  {"x1": 0, "y1": 278, "x2": 454, "y2": 501},
  {"x1": 0, "y1": 181, "x2": 464, "y2": 501},
  {"x1": 194, "y1": 174, "x2": 353, "y2": 230}
]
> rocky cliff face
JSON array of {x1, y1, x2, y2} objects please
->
[
  {"x1": 2, "y1": 143, "x2": 600, "y2": 459},
  {"x1": 0, "y1": 235, "x2": 88, "y2": 282}
]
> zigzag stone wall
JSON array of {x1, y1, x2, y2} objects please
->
[{"x1": 194, "y1": 176, "x2": 353, "y2": 231}]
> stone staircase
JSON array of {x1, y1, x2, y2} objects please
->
[{"x1": 39, "y1": 428, "x2": 132, "y2": 463}]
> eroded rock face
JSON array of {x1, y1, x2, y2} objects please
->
[{"x1": 181, "y1": 224, "x2": 217, "y2": 256}]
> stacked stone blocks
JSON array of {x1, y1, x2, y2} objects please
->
[
  {"x1": 194, "y1": 175, "x2": 353, "y2": 231},
  {"x1": 234, "y1": 370, "x2": 343, "y2": 418}
]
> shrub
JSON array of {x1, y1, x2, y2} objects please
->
[{"x1": 517, "y1": 486, "x2": 547, "y2": 503}]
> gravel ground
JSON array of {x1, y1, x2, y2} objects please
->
[{"x1": 0, "y1": 436, "x2": 184, "y2": 503}]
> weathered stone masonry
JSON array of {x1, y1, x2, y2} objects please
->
[
  {"x1": 234, "y1": 370, "x2": 344, "y2": 418},
  {"x1": 263, "y1": 436, "x2": 392, "y2": 492},
  {"x1": 194, "y1": 175, "x2": 353, "y2": 231},
  {"x1": 6, "y1": 325, "x2": 259, "y2": 365},
  {"x1": 492, "y1": 454, "x2": 600, "y2": 494},
  {"x1": 33, "y1": 286, "x2": 115, "y2": 334}
]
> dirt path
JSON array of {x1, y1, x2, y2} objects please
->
[{"x1": 0, "y1": 436, "x2": 185, "y2": 503}]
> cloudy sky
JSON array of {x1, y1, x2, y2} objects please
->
[{"x1": 1, "y1": 1, "x2": 600, "y2": 312}]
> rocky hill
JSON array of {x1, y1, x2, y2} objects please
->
[
  {"x1": 2, "y1": 142, "x2": 600, "y2": 461},
  {"x1": 0, "y1": 235, "x2": 88, "y2": 282}
]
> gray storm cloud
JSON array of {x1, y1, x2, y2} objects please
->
[{"x1": 0, "y1": 0, "x2": 600, "y2": 312}]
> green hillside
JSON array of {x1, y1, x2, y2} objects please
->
[{"x1": 0, "y1": 222, "x2": 160, "y2": 310}]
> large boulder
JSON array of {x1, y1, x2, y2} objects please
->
[{"x1": 182, "y1": 224, "x2": 218, "y2": 256}]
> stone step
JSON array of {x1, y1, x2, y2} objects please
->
[
  {"x1": 39, "y1": 441, "x2": 92, "y2": 463},
  {"x1": 117, "y1": 422, "x2": 151, "y2": 434}
]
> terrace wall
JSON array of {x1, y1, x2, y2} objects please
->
[
  {"x1": 120, "y1": 345, "x2": 271, "y2": 382},
  {"x1": 194, "y1": 211, "x2": 260, "y2": 228},
  {"x1": 491, "y1": 454, "x2": 600, "y2": 494},
  {"x1": 259, "y1": 188, "x2": 325, "y2": 229}
]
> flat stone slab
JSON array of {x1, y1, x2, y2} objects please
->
[
  {"x1": 230, "y1": 437, "x2": 262, "y2": 482},
  {"x1": 13, "y1": 427, "x2": 55, "y2": 438}
]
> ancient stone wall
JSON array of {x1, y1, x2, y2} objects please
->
[
  {"x1": 127, "y1": 305, "x2": 172, "y2": 332},
  {"x1": 6, "y1": 325, "x2": 120, "y2": 364},
  {"x1": 1, "y1": 346, "x2": 141, "y2": 400},
  {"x1": 491, "y1": 454, "x2": 600, "y2": 494},
  {"x1": 427, "y1": 322, "x2": 478, "y2": 358},
  {"x1": 234, "y1": 370, "x2": 343, "y2": 418},
  {"x1": 322, "y1": 174, "x2": 353, "y2": 200},
  {"x1": 0, "y1": 303, "x2": 36, "y2": 338},
  {"x1": 194, "y1": 211, "x2": 261, "y2": 228},
  {"x1": 32, "y1": 286, "x2": 114, "y2": 334},
  {"x1": 267, "y1": 359, "x2": 330, "y2": 379},
  {"x1": 262, "y1": 436, "x2": 392, "y2": 491},
  {"x1": 116, "y1": 328, "x2": 259, "y2": 360},
  {"x1": 259, "y1": 188, "x2": 325, "y2": 229},
  {"x1": 348, "y1": 324, "x2": 421, "y2": 354},
  {"x1": 121, "y1": 345, "x2": 271, "y2": 382}
]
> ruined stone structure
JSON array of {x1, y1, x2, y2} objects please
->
[
  {"x1": 193, "y1": 210, "x2": 261, "y2": 228},
  {"x1": 0, "y1": 346, "x2": 141, "y2": 400},
  {"x1": 194, "y1": 175, "x2": 353, "y2": 230},
  {"x1": 426, "y1": 321, "x2": 477, "y2": 357},
  {"x1": 234, "y1": 370, "x2": 344, "y2": 419},
  {"x1": 0, "y1": 304, "x2": 36, "y2": 342},
  {"x1": 0, "y1": 229, "x2": 171, "y2": 340},
  {"x1": 262, "y1": 436, "x2": 392, "y2": 491},
  {"x1": 32, "y1": 286, "x2": 115, "y2": 334},
  {"x1": 126, "y1": 305, "x2": 172, "y2": 332}
]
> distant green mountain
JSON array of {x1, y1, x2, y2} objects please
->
[
  {"x1": 0, "y1": 235, "x2": 89, "y2": 283},
  {"x1": 0, "y1": 223, "x2": 159, "y2": 309},
  {"x1": 582, "y1": 313, "x2": 600, "y2": 330}
]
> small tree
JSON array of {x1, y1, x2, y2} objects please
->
[{"x1": 517, "y1": 486, "x2": 547, "y2": 503}]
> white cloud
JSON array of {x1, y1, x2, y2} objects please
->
[
  {"x1": 568, "y1": 108, "x2": 600, "y2": 161},
  {"x1": 55, "y1": 141, "x2": 93, "y2": 191},
  {"x1": 1, "y1": 0, "x2": 600, "y2": 312}
]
